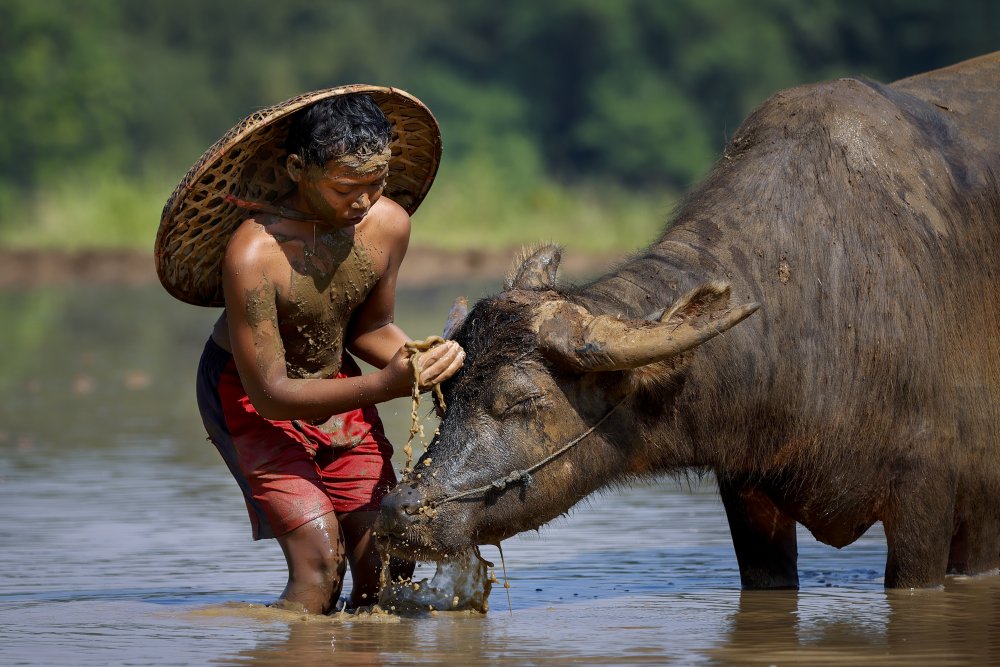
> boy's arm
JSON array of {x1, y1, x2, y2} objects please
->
[
  {"x1": 346, "y1": 202, "x2": 411, "y2": 367},
  {"x1": 223, "y1": 223, "x2": 408, "y2": 421},
  {"x1": 347, "y1": 203, "x2": 464, "y2": 382}
]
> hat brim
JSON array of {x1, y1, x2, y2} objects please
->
[{"x1": 155, "y1": 85, "x2": 441, "y2": 307}]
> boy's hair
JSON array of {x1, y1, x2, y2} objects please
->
[{"x1": 285, "y1": 94, "x2": 392, "y2": 167}]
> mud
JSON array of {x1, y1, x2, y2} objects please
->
[
  {"x1": 377, "y1": 550, "x2": 492, "y2": 613},
  {"x1": 333, "y1": 146, "x2": 392, "y2": 174},
  {"x1": 401, "y1": 335, "x2": 448, "y2": 473},
  {"x1": 280, "y1": 230, "x2": 377, "y2": 378}
]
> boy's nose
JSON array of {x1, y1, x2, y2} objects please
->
[{"x1": 353, "y1": 193, "x2": 370, "y2": 209}]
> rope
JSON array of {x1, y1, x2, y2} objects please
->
[
  {"x1": 222, "y1": 193, "x2": 322, "y2": 222},
  {"x1": 401, "y1": 336, "x2": 447, "y2": 474},
  {"x1": 427, "y1": 398, "x2": 625, "y2": 506}
]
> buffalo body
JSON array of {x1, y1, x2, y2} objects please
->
[{"x1": 379, "y1": 54, "x2": 1000, "y2": 589}]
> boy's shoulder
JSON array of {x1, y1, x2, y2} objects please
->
[
  {"x1": 369, "y1": 196, "x2": 411, "y2": 234},
  {"x1": 220, "y1": 216, "x2": 305, "y2": 285},
  {"x1": 359, "y1": 196, "x2": 412, "y2": 252},
  {"x1": 226, "y1": 217, "x2": 287, "y2": 260}
]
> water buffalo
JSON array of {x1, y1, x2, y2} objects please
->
[{"x1": 378, "y1": 53, "x2": 1000, "y2": 589}]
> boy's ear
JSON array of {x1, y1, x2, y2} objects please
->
[{"x1": 286, "y1": 154, "x2": 305, "y2": 182}]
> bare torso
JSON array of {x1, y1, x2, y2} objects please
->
[{"x1": 213, "y1": 199, "x2": 394, "y2": 379}]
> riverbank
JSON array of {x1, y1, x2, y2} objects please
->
[{"x1": 0, "y1": 246, "x2": 623, "y2": 291}]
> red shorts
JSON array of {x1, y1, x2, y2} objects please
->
[{"x1": 197, "y1": 338, "x2": 397, "y2": 540}]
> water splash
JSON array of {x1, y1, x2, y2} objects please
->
[{"x1": 379, "y1": 550, "x2": 492, "y2": 613}]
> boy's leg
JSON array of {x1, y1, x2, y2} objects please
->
[
  {"x1": 338, "y1": 510, "x2": 417, "y2": 608},
  {"x1": 199, "y1": 340, "x2": 355, "y2": 614},
  {"x1": 275, "y1": 511, "x2": 347, "y2": 614},
  {"x1": 315, "y1": 368, "x2": 413, "y2": 606},
  {"x1": 339, "y1": 510, "x2": 381, "y2": 607}
]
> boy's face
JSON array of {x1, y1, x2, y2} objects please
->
[{"x1": 290, "y1": 154, "x2": 389, "y2": 228}]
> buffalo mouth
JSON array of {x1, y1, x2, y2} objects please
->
[
  {"x1": 375, "y1": 528, "x2": 456, "y2": 562},
  {"x1": 374, "y1": 515, "x2": 476, "y2": 562},
  {"x1": 374, "y1": 485, "x2": 478, "y2": 560}
]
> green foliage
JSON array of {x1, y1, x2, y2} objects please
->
[
  {"x1": 0, "y1": 0, "x2": 996, "y2": 249},
  {"x1": 0, "y1": 0, "x2": 131, "y2": 187},
  {"x1": 413, "y1": 154, "x2": 672, "y2": 252},
  {"x1": 0, "y1": 173, "x2": 171, "y2": 249}
]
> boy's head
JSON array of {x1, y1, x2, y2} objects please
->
[
  {"x1": 285, "y1": 94, "x2": 393, "y2": 174},
  {"x1": 158, "y1": 84, "x2": 440, "y2": 306}
]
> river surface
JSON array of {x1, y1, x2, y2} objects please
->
[{"x1": 2, "y1": 282, "x2": 999, "y2": 666}]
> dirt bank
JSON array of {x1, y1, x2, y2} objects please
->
[{"x1": 0, "y1": 246, "x2": 622, "y2": 290}]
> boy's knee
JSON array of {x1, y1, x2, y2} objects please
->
[
  {"x1": 316, "y1": 550, "x2": 348, "y2": 582},
  {"x1": 281, "y1": 514, "x2": 346, "y2": 579},
  {"x1": 289, "y1": 543, "x2": 347, "y2": 586}
]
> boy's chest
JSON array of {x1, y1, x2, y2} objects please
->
[
  {"x1": 274, "y1": 238, "x2": 383, "y2": 378},
  {"x1": 278, "y1": 239, "x2": 382, "y2": 325}
]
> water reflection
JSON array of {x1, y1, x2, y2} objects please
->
[
  {"x1": 2, "y1": 284, "x2": 1000, "y2": 666},
  {"x1": 704, "y1": 579, "x2": 1000, "y2": 665},
  {"x1": 212, "y1": 612, "x2": 488, "y2": 667}
]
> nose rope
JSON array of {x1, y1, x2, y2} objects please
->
[{"x1": 427, "y1": 398, "x2": 625, "y2": 507}]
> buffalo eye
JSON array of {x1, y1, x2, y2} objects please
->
[
  {"x1": 487, "y1": 365, "x2": 549, "y2": 416},
  {"x1": 500, "y1": 392, "x2": 548, "y2": 416}
]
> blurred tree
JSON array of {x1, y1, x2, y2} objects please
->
[
  {"x1": 0, "y1": 0, "x2": 996, "y2": 202},
  {"x1": 0, "y1": 0, "x2": 131, "y2": 187}
]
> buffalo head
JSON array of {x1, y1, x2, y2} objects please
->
[{"x1": 376, "y1": 245, "x2": 758, "y2": 559}]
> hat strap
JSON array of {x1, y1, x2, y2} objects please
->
[{"x1": 223, "y1": 193, "x2": 322, "y2": 223}]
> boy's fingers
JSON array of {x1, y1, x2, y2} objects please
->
[
  {"x1": 414, "y1": 341, "x2": 449, "y2": 364},
  {"x1": 438, "y1": 344, "x2": 465, "y2": 379},
  {"x1": 431, "y1": 353, "x2": 465, "y2": 383},
  {"x1": 419, "y1": 355, "x2": 453, "y2": 383},
  {"x1": 418, "y1": 343, "x2": 463, "y2": 384},
  {"x1": 423, "y1": 343, "x2": 452, "y2": 363}
]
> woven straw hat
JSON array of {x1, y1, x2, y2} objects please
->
[{"x1": 155, "y1": 84, "x2": 441, "y2": 307}]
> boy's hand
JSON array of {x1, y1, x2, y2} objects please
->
[
  {"x1": 415, "y1": 340, "x2": 465, "y2": 389},
  {"x1": 381, "y1": 340, "x2": 466, "y2": 398}
]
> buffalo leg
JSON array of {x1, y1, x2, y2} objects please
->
[
  {"x1": 718, "y1": 478, "x2": 799, "y2": 589},
  {"x1": 882, "y1": 471, "x2": 956, "y2": 588},
  {"x1": 947, "y1": 503, "x2": 1000, "y2": 575}
]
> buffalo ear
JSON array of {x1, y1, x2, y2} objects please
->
[
  {"x1": 504, "y1": 244, "x2": 562, "y2": 291},
  {"x1": 442, "y1": 296, "x2": 469, "y2": 339},
  {"x1": 659, "y1": 281, "x2": 733, "y2": 327}
]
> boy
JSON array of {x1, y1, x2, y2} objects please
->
[{"x1": 157, "y1": 89, "x2": 463, "y2": 614}]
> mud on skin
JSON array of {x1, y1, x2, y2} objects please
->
[{"x1": 280, "y1": 230, "x2": 378, "y2": 380}]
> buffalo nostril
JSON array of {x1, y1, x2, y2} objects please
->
[{"x1": 378, "y1": 489, "x2": 424, "y2": 533}]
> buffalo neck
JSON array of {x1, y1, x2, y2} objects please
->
[{"x1": 563, "y1": 197, "x2": 767, "y2": 475}]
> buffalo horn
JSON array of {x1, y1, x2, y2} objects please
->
[
  {"x1": 536, "y1": 283, "x2": 760, "y2": 371},
  {"x1": 442, "y1": 296, "x2": 469, "y2": 339}
]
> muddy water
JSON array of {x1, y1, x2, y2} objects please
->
[{"x1": 2, "y1": 283, "x2": 1000, "y2": 666}]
